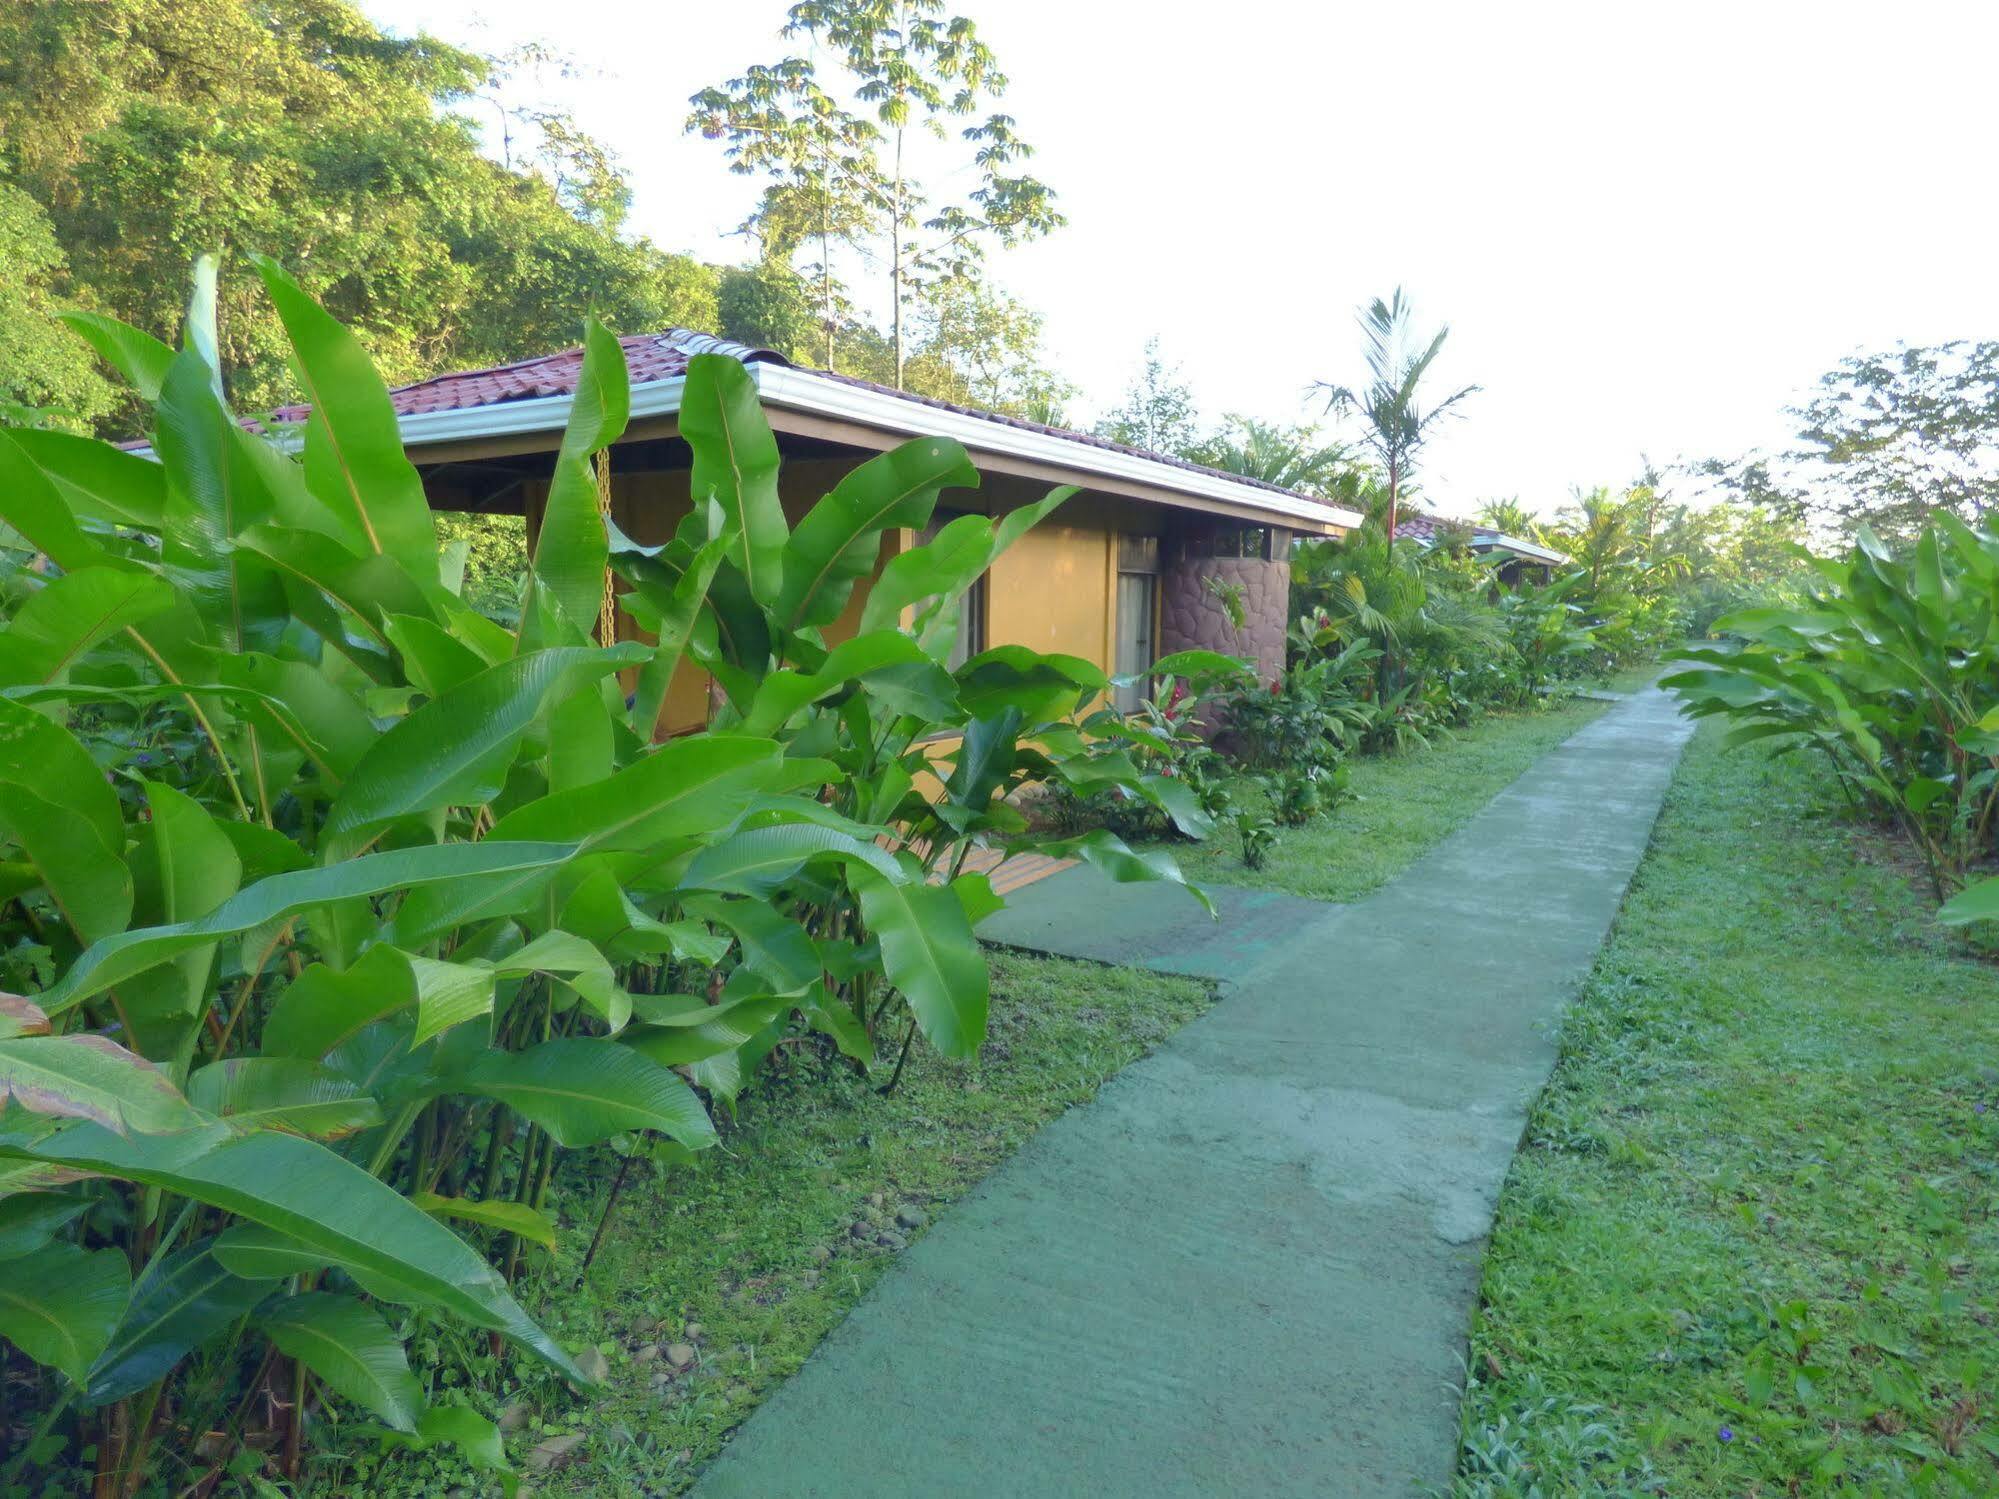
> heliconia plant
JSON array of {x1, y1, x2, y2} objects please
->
[
  {"x1": 1664, "y1": 516, "x2": 1999, "y2": 908},
  {"x1": 0, "y1": 258, "x2": 1203, "y2": 1493}
]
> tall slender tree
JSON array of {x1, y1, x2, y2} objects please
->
[
  {"x1": 1096, "y1": 338, "x2": 1201, "y2": 456},
  {"x1": 1317, "y1": 289, "x2": 1479, "y2": 542},
  {"x1": 690, "y1": 1, "x2": 1062, "y2": 389},
  {"x1": 689, "y1": 59, "x2": 881, "y2": 368}
]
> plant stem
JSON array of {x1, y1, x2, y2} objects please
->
[
  {"x1": 577, "y1": 1151, "x2": 635, "y2": 1288},
  {"x1": 116, "y1": 1383, "x2": 167, "y2": 1499},
  {"x1": 877, "y1": 1019, "x2": 918, "y2": 1096},
  {"x1": 367, "y1": 1101, "x2": 423, "y2": 1179},
  {"x1": 281, "y1": 1358, "x2": 306, "y2": 1479}
]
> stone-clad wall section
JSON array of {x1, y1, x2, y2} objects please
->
[{"x1": 1159, "y1": 554, "x2": 1290, "y2": 685}]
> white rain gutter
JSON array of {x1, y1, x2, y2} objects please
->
[
  {"x1": 393, "y1": 365, "x2": 1360, "y2": 532},
  {"x1": 749, "y1": 366, "x2": 1361, "y2": 531}
]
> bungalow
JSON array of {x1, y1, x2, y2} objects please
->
[
  {"x1": 1393, "y1": 511, "x2": 1567, "y2": 584},
  {"x1": 370, "y1": 331, "x2": 1359, "y2": 732}
]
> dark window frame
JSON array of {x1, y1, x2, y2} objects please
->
[
  {"x1": 920, "y1": 508, "x2": 989, "y2": 673},
  {"x1": 1114, "y1": 530, "x2": 1163, "y2": 712},
  {"x1": 1175, "y1": 522, "x2": 1275, "y2": 562}
]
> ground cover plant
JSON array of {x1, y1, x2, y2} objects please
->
[
  {"x1": 1457, "y1": 725, "x2": 1999, "y2": 1495},
  {"x1": 0, "y1": 262, "x2": 1203, "y2": 1494}
]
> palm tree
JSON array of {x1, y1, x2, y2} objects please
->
[
  {"x1": 1475, "y1": 496, "x2": 1540, "y2": 538},
  {"x1": 1552, "y1": 486, "x2": 1647, "y2": 596},
  {"x1": 1197, "y1": 418, "x2": 1361, "y2": 498},
  {"x1": 1317, "y1": 289, "x2": 1479, "y2": 543}
]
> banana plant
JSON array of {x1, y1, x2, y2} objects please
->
[
  {"x1": 0, "y1": 258, "x2": 1205, "y2": 1491},
  {"x1": 0, "y1": 267, "x2": 810, "y2": 1489},
  {"x1": 607, "y1": 353, "x2": 1214, "y2": 1075},
  {"x1": 1666, "y1": 516, "x2": 1999, "y2": 902}
]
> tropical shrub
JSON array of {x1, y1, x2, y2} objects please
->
[
  {"x1": 1289, "y1": 519, "x2": 1560, "y2": 737},
  {"x1": 0, "y1": 259, "x2": 1198, "y2": 1491},
  {"x1": 1234, "y1": 810, "x2": 1279, "y2": 870},
  {"x1": 1039, "y1": 655, "x2": 1244, "y2": 842},
  {"x1": 1268, "y1": 763, "x2": 1349, "y2": 827},
  {"x1": 1665, "y1": 517, "x2": 1999, "y2": 905},
  {"x1": 1220, "y1": 637, "x2": 1374, "y2": 770},
  {"x1": 1494, "y1": 574, "x2": 1598, "y2": 703}
]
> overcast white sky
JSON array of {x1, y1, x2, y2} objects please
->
[{"x1": 370, "y1": 0, "x2": 1999, "y2": 518}]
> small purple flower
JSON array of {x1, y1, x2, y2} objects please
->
[
  {"x1": 1978, "y1": 1102, "x2": 1988, "y2": 1115},
  {"x1": 135, "y1": 751, "x2": 155, "y2": 764},
  {"x1": 1718, "y1": 1426, "x2": 1735, "y2": 1443}
]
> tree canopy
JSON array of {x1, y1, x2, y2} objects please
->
[
  {"x1": 1698, "y1": 340, "x2": 1999, "y2": 545},
  {"x1": 0, "y1": 0, "x2": 721, "y2": 429},
  {"x1": 689, "y1": 0, "x2": 1063, "y2": 391}
]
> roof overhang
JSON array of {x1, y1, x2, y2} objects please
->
[
  {"x1": 398, "y1": 364, "x2": 1360, "y2": 534},
  {"x1": 1474, "y1": 532, "x2": 1568, "y2": 566}
]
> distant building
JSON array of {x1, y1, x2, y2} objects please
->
[{"x1": 1393, "y1": 511, "x2": 1567, "y2": 584}]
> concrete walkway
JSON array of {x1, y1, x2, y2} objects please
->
[{"x1": 693, "y1": 688, "x2": 1695, "y2": 1498}]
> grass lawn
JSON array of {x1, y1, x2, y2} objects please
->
[
  {"x1": 1161, "y1": 695, "x2": 1611, "y2": 903},
  {"x1": 1457, "y1": 724, "x2": 1999, "y2": 1495},
  {"x1": 360, "y1": 952, "x2": 1209, "y2": 1496}
]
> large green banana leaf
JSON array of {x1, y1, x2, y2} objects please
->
[
  {"x1": 0, "y1": 1033, "x2": 201, "y2": 1136},
  {"x1": 680, "y1": 354, "x2": 786, "y2": 606},
  {"x1": 857, "y1": 486, "x2": 1075, "y2": 639},
  {"x1": 680, "y1": 823, "x2": 903, "y2": 899},
  {"x1": 0, "y1": 567, "x2": 174, "y2": 688},
  {"x1": 56, "y1": 310, "x2": 173, "y2": 403},
  {"x1": 445, "y1": 1039, "x2": 715, "y2": 1150},
  {"x1": 264, "y1": 1291, "x2": 423, "y2": 1431},
  {"x1": 775, "y1": 437, "x2": 979, "y2": 634},
  {"x1": 528, "y1": 318, "x2": 627, "y2": 633},
  {"x1": 0, "y1": 699, "x2": 132, "y2": 943},
  {"x1": 85, "y1": 1238, "x2": 274, "y2": 1406},
  {"x1": 322, "y1": 645, "x2": 645, "y2": 851},
  {"x1": 154, "y1": 348, "x2": 289, "y2": 655},
  {"x1": 0, "y1": 1240, "x2": 130, "y2": 1384},
  {"x1": 252, "y1": 257, "x2": 439, "y2": 583},
  {"x1": 6, "y1": 428, "x2": 167, "y2": 531},
  {"x1": 41, "y1": 841, "x2": 578, "y2": 1015},
  {"x1": 734, "y1": 631, "x2": 958, "y2": 736},
  {"x1": 186, "y1": 1057, "x2": 383, "y2": 1138},
  {"x1": 847, "y1": 864, "x2": 987, "y2": 1058},
  {"x1": 0, "y1": 1119, "x2": 587, "y2": 1381}
]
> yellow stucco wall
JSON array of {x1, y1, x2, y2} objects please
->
[
  {"x1": 985, "y1": 518, "x2": 1114, "y2": 671},
  {"x1": 513, "y1": 463, "x2": 1184, "y2": 741},
  {"x1": 598, "y1": 461, "x2": 903, "y2": 737}
]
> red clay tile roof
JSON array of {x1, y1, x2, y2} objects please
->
[
  {"x1": 284, "y1": 327, "x2": 1342, "y2": 514},
  {"x1": 269, "y1": 331, "x2": 783, "y2": 422}
]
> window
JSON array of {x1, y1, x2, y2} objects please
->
[
  {"x1": 1114, "y1": 533, "x2": 1161, "y2": 712},
  {"x1": 1176, "y1": 523, "x2": 1278, "y2": 561},
  {"x1": 920, "y1": 510, "x2": 988, "y2": 672}
]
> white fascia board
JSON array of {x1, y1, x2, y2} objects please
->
[
  {"x1": 397, "y1": 375, "x2": 689, "y2": 452},
  {"x1": 750, "y1": 365, "x2": 1360, "y2": 530},
  {"x1": 397, "y1": 367, "x2": 1355, "y2": 528},
  {"x1": 386, "y1": 365, "x2": 1361, "y2": 531},
  {"x1": 1486, "y1": 532, "x2": 1569, "y2": 565}
]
